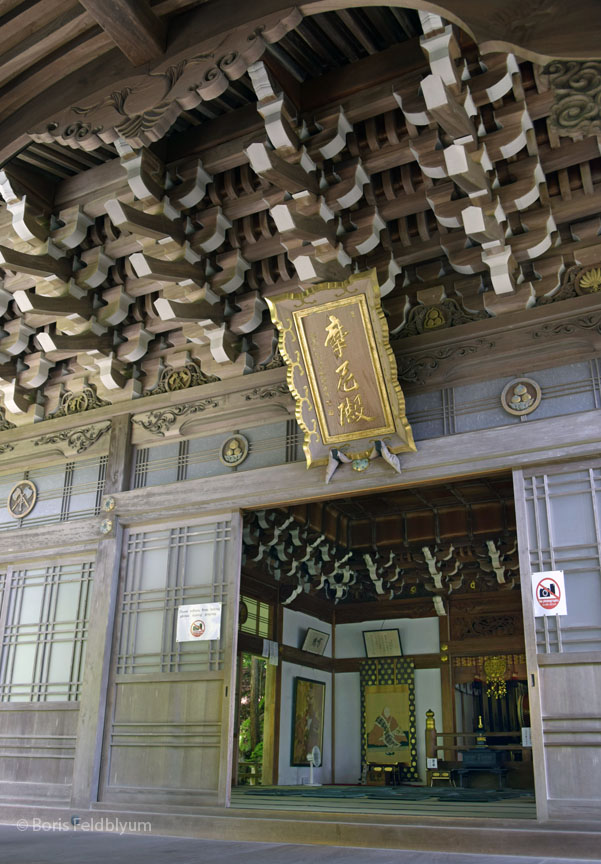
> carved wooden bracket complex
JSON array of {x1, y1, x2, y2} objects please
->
[
  {"x1": 29, "y1": 9, "x2": 302, "y2": 151},
  {"x1": 244, "y1": 508, "x2": 519, "y2": 605},
  {"x1": 0, "y1": 4, "x2": 599, "y2": 432}
]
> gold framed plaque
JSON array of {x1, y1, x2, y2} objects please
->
[{"x1": 266, "y1": 270, "x2": 415, "y2": 467}]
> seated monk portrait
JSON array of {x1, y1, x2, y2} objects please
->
[{"x1": 367, "y1": 705, "x2": 409, "y2": 749}]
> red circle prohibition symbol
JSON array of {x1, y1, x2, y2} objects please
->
[
  {"x1": 536, "y1": 578, "x2": 561, "y2": 610},
  {"x1": 190, "y1": 619, "x2": 205, "y2": 637}
]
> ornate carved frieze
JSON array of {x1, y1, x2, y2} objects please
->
[
  {"x1": 29, "y1": 9, "x2": 303, "y2": 151},
  {"x1": 395, "y1": 289, "x2": 601, "y2": 394},
  {"x1": 0, "y1": 420, "x2": 110, "y2": 466},
  {"x1": 132, "y1": 399, "x2": 221, "y2": 437},
  {"x1": 532, "y1": 311, "x2": 601, "y2": 339},
  {"x1": 543, "y1": 60, "x2": 601, "y2": 138},
  {"x1": 243, "y1": 383, "x2": 290, "y2": 402},
  {"x1": 33, "y1": 422, "x2": 111, "y2": 454},
  {"x1": 451, "y1": 614, "x2": 520, "y2": 641},
  {"x1": 396, "y1": 339, "x2": 496, "y2": 388}
]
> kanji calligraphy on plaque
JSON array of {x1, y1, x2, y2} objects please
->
[{"x1": 266, "y1": 270, "x2": 415, "y2": 467}]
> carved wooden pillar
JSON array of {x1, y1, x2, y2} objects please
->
[
  {"x1": 70, "y1": 413, "x2": 132, "y2": 807},
  {"x1": 440, "y1": 614, "x2": 455, "y2": 762}
]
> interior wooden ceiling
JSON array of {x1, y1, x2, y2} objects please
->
[
  {"x1": 243, "y1": 476, "x2": 518, "y2": 605},
  {"x1": 287, "y1": 475, "x2": 515, "y2": 548}
]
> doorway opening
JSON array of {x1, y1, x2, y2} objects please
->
[
  {"x1": 235, "y1": 652, "x2": 267, "y2": 787},
  {"x1": 233, "y1": 473, "x2": 536, "y2": 818}
]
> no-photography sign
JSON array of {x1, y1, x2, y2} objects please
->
[
  {"x1": 176, "y1": 603, "x2": 222, "y2": 642},
  {"x1": 531, "y1": 571, "x2": 567, "y2": 617}
]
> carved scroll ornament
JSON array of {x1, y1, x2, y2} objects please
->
[
  {"x1": 29, "y1": 9, "x2": 302, "y2": 151},
  {"x1": 544, "y1": 60, "x2": 601, "y2": 138},
  {"x1": 33, "y1": 422, "x2": 111, "y2": 454},
  {"x1": 132, "y1": 399, "x2": 221, "y2": 437}
]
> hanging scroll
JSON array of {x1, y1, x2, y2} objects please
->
[
  {"x1": 266, "y1": 270, "x2": 415, "y2": 467},
  {"x1": 360, "y1": 657, "x2": 419, "y2": 780}
]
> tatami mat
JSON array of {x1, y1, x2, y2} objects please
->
[{"x1": 231, "y1": 786, "x2": 537, "y2": 820}]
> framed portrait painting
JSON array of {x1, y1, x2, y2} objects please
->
[{"x1": 290, "y1": 677, "x2": 325, "y2": 766}]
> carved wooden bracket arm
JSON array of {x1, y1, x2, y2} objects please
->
[{"x1": 28, "y1": 8, "x2": 303, "y2": 152}]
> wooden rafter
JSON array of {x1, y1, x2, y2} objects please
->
[{"x1": 78, "y1": 0, "x2": 166, "y2": 66}]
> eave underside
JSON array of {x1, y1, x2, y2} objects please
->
[{"x1": 0, "y1": 2, "x2": 599, "y2": 432}]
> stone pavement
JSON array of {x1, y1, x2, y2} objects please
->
[{"x1": 0, "y1": 826, "x2": 599, "y2": 864}]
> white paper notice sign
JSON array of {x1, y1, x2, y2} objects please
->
[
  {"x1": 532, "y1": 570, "x2": 567, "y2": 617},
  {"x1": 176, "y1": 603, "x2": 222, "y2": 642}
]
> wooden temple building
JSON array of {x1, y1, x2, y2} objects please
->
[{"x1": 0, "y1": 0, "x2": 600, "y2": 855}]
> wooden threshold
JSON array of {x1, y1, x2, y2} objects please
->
[{"x1": 0, "y1": 800, "x2": 600, "y2": 859}]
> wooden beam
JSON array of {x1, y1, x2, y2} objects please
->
[
  {"x1": 301, "y1": 38, "x2": 423, "y2": 112},
  {"x1": 334, "y1": 597, "x2": 437, "y2": 623},
  {"x1": 334, "y1": 654, "x2": 442, "y2": 674},
  {"x1": 281, "y1": 643, "x2": 332, "y2": 672},
  {"x1": 78, "y1": 0, "x2": 166, "y2": 66}
]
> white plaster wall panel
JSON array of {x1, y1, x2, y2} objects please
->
[
  {"x1": 333, "y1": 671, "x2": 362, "y2": 784},
  {"x1": 335, "y1": 617, "x2": 439, "y2": 658},
  {"x1": 278, "y1": 661, "x2": 332, "y2": 786},
  {"x1": 415, "y1": 667, "x2": 443, "y2": 782},
  {"x1": 283, "y1": 608, "x2": 332, "y2": 657}
]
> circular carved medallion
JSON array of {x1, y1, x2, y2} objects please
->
[
  {"x1": 166, "y1": 368, "x2": 192, "y2": 391},
  {"x1": 7, "y1": 479, "x2": 37, "y2": 519},
  {"x1": 66, "y1": 391, "x2": 89, "y2": 414},
  {"x1": 219, "y1": 434, "x2": 249, "y2": 467},
  {"x1": 501, "y1": 378, "x2": 541, "y2": 416},
  {"x1": 422, "y1": 306, "x2": 447, "y2": 330}
]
